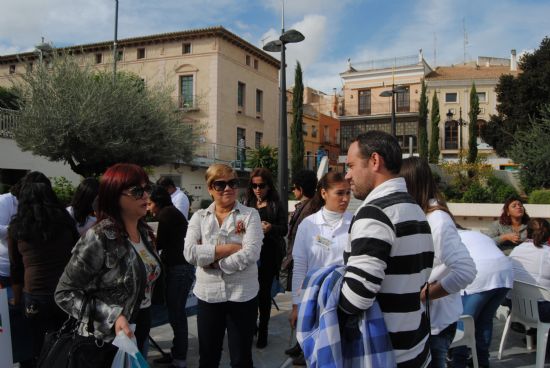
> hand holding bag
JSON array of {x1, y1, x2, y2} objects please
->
[
  {"x1": 111, "y1": 328, "x2": 149, "y2": 368},
  {"x1": 37, "y1": 296, "x2": 117, "y2": 368}
]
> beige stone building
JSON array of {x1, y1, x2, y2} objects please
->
[
  {"x1": 425, "y1": 51, "x2": 519, "y2": 165},
  {"x1": 338, "y1": 51, "x2": 432, "y2": 155},
  {"x1": 0, "y1": 27, "x2": 280, "y2": 206}
]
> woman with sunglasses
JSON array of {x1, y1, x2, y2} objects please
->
[
  {"x1": 56, "y1": 163, "x2": 161, "y2": 364},
  {"x1": 184, "y1": 164, "x2": 263, "y2": 367},
  {"x1": 244, "y1": 168, "x2": 288, "y2": 349}
]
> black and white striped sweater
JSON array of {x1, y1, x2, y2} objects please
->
[{"x1": 340, "y1": 177, "x2": 434, "y2": 368}]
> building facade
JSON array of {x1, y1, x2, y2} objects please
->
[
  {"x1": 338, "y1": 51, "x2": 432, "y2": 156},
  {"x1": 425, "y1": 51, "x2": 519, "y2": 165},
  {"x1": 0, "y1": 27, "x2": 280, "y2": 205}
]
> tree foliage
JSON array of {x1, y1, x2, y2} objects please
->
[
  {"x1": 467, "y1": 83, "x2": 480, "y2": 164},
  {"x1": 417, "y1": 80, "x2": 429, "y2": 159},
  {"x1": 428, "y1": 91, "x2": 440, "y2": 163},
  {"x1": 14, "y1": 54, "x2": 200, "y2": 177},
  {"x1": 290, "y1": 61, "x2": 305, "y2": 178},
  {"x1": 508, "y1": 105, "x2": 550, "y2": 192},
  {"x1": 0, "y1": 86, "x2": 19, "y2": 109},
  {"x1": 245, "y1": 145, "x2": 278, "y2": 176},
  {"x1": 480, "y1": 37, "x2": 550, "y2": 156}
]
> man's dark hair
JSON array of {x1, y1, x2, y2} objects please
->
[
  {"x1": 157, "y1": 176, "x2": 175, "y2": 188},
  {"x1": 353, "y1": 130, "x2": 402, "y2": 174},
  {"x1": 292, "y1": 170, "x2": 317, "y2": 198},
  {"x1": 150, "y1": 185, "x2": 174, "y2": 209}
]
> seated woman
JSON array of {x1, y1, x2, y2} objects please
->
[
  {"x1": 509, "y1": 218, "x2": 550, "y2": 320},
  {"x1": 452, "y1": 229, "x2": 514, "y2": 368},
  {"x1": 484, "y1": 197, "x2": 530, "y2": 254}
]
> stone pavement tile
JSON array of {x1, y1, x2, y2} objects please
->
[{"x1": 148, "y1": 293, "x2": 550, "y2": 367}]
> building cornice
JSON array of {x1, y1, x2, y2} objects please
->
[{"x1": 0, "y1": 26, "x2": 281, "y2": 68}]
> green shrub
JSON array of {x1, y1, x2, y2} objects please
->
[
  {"x1": 528, "y1": 189, "x2": 550, "y2": 204},
  {"x1": 51, "y1": 177, "x2": 75, "y2": 206},
  {"x1": 486, "y1": 175, "x2": 518, "y2": 203},
  {"x1": 462, "y1": 182, "x2": 490, "y2": 203}
]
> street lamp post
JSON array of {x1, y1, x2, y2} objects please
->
[
  {"x1": 263, "y1": 26, "x2": 304, "y2": 215},
  {"x1": 380, "y1": 85, "x2": 407, "y2": 137},
  {"x1": 446, "y1": 108, "x2": 467, "y2": 161}
]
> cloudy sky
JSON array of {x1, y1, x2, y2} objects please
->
[{"x1": 1, "y1": 0, "x2": 549, "y2": 93}]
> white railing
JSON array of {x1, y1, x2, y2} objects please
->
[
  {"x1": 0, "y1": 108, "x2": 19, "y2": 138},
  {"x1": 192, "y1": 142, "x2": 251, "y2": 170}
]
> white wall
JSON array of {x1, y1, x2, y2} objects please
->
[{"x1": 0, "y1": 138, "x2": 81, "y2": 184}]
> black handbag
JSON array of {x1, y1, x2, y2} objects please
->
[{"x1": 37, "y1": 297, "x2": 117, "y2": 368}]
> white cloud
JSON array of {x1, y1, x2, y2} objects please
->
[{"x1": 262, "y1": 0, "x2": 357, "y2": 19}]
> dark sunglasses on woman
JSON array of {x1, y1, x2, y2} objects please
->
[
  {"x1": 212, "y1": 179, "x2": 239, "y2": 192},
  {"x1": 123, "y1": 184, "x2": 153, "y2": 199},
  {"x1": 251, "y1": 183, "x2": 267, "y2": 190}
]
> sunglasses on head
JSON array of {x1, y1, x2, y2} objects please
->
[
  {"x1": 212, "y1": 179, "x2": 239, "y2": 192},
  {"x1": 251, "y1": 183, "x2": 267, "y2": 190},
  {"x1": 122, "y1": 184, "x2": 152, "y2": 199}
]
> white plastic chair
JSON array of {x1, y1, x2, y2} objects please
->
[
  {"x1": 498, "y1": 280, "x2": 550, "y2": 368},
  {"x1": 450, "y1": 314, "x2": 479, "y2": 368}
]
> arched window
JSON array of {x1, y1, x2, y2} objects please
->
[{"x1": 445, "y1": 120, "x2": 458, "y2": 149}]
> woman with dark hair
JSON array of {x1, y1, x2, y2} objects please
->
[
  {"x1": 147, "y1": 185, "x2": 194, "y2": 368},
  {"x1": 8, "y1": 171, "x2": 80, "y2": 363},
  {"x1": 485, "y1": 196, "x2": 530, "y2": 253},
  {"x1": 289, "y1": 172, "x2": 352, "y2": 364},
  {"x1": 67, "y1": 177, "x2": 99, "y2": 236},
  {"x1": 510, "y1": 218, "x2": 550, "y2": 289},
  {"x1": 244, "y1": 167, "x2": 287, "y2": 349},
  {"x1": 55, "y1": 163, "x2": 161, "y2": 364},
  {"x1": 400, "y1": 157, "x2": 476, "y2": 368}
]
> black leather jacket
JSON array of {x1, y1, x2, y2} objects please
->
[{"x1": 55, "y1": 218, "x2": 159, "y2": 341}]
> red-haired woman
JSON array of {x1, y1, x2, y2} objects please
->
[{"x1": 55, "y1": 163, "x2": 161, "y2": 364}]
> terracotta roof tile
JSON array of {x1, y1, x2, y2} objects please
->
[{"x1": 426, "y1": 65, "x2": 519, "y2": 80}]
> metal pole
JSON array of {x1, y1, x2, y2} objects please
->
[
  {"x1": 113, "y1": 0, "x2": 119, "y2": 83},
  {"x1": 279, "y1": 41, "x2": 288, "y2": 215},
  {"x1": 391, "y1": 85, "x2": 396, "y2": 137}
]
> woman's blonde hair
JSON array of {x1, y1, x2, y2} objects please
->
[{"x1": 205, "y1": 164, "x2": 237, "y2": 188}]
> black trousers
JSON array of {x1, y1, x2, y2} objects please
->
[
  {"x1": 134, "y1": 307, "x2": 151, "y2": 357},
  {"x1": 197, "y1": 297, "x2": 258, "y2": 368},
  {"x1": 257, "y1": 263, "x2": 277, "y2": 332}
]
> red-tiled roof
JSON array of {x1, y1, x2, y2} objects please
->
[{"x1": 426, "y1": 65, "x2": 519, "y2": 80}]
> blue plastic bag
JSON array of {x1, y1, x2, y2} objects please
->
[{"x1": 111, "y1": 327, "x2": 149, "y2": 368}]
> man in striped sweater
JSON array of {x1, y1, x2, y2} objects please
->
[{"x1": 340, "y1": 131, "x2": 434, "y2": 368}]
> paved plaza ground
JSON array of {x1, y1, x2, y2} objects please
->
[{"x1": 147, "y1": 292, "x2": 550, "y2": 368}]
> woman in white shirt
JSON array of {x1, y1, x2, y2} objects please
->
[
  {"x1": 400, "y1": 157, "x2": 476, "y2": 368},
  {"x1": 290, "y1": 171, "x2": 352, "y2": 328},
  {"x1": 509, "y1": 218, "x2": 550, "y2": 318},
  {"x1": 184, "y1": 164, "x2": 263, "y2": 368}
]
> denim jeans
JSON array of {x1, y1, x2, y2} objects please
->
[
  {"x1": 166, "y1": 264, "x2": 195, "y2": 361},
  {"x1": 430, "y1": 322, "x2": 457, "y2": 368},
  {"x1": 452, "y1": 287, "x2": 510, "y2": 367}
]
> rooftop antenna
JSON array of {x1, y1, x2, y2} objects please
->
[
  {"x1": 463, "y1": 17, "x2": 469, "y2": 64},
  {"x1": 260, "y1": 36, "x2": 270, "y2": 46}
]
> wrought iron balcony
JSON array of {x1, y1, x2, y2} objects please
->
[{"x1": 0, "y1": 108, "x2": 19, "y2": 139}]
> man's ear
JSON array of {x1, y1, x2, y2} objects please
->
[{"x1": 370, "y1": 152, "x2": 382, "y2": 171}]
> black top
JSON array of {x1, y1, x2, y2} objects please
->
[
  {"x1": 257, "y1": 202, "x2": 288, "y2": 269},
  {"x1": 156, "y1": 205, "x2": 189, "y2": 267}
]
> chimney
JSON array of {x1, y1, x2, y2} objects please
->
[
  {"x1": 511, "y1": 49, "x2": 517, "y2": 71},
  {"x1": 418, "y1": 48, "x2": 423, "y2": 63}
]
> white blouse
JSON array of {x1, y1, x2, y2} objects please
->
[
  {"x1": 509, "y1": 241, "x2": 550, "y2": 289},
  {"x1": 184, "y1": 201, "x2": 263, "y2": 303},
  {"x1": 291, "y1": 208, "x2": 353, "y2": 305}
]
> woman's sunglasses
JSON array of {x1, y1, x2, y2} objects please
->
[
  {"x1": 122, "y1": 184, "x2": 152, "y2": 199},
  {"x1": 251, "y1": 183, "x2": 267, "y2": 190},
  {"x1": 212, "y1": 179, "x2": 239, "y2": 192}
]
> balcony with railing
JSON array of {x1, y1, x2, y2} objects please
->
[
  {"x1": 353, "y1": 101, "x2": 418, "y2": 116},
  {"x1": 0, "y1": 108, "x2": 19, "y2": 138},
  {"x1": 178, "y1": 95, "x2": 200, "y2": 112},
  {"x1": 192, "y1": 142, "x2": 252, "y2": 170}
]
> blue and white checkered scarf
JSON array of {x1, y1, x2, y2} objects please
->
[{"x1": 296, "y1": 265, "x2": 396, "y2": 368}]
